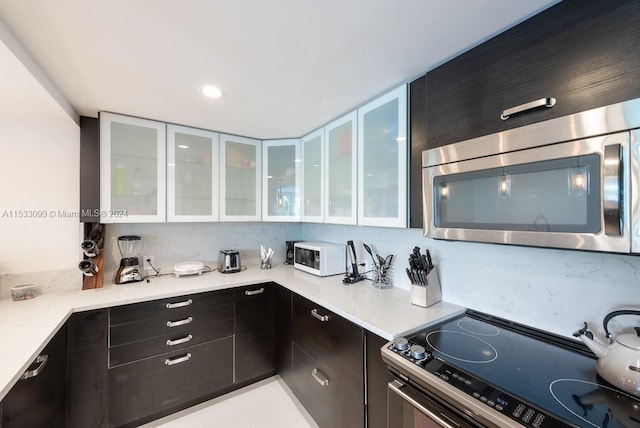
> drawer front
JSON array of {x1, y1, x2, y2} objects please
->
[
  {"x1": 292, "y1": 294, "x2": 362, "y2": 379},
  {"x1": 108, "y1": 336, "x2": 233, "y2": 427},
  {"x1": 110, "y1": 300, "x2": 234, "y2": 346},
  {"x1": 109, "y1": 315, "x2": 234, "y2": 367},
  {"x1": 110, "y1": 289, "x2": 234, "y2": 326},
  {"x1": 288, "y1": 343, "x2": 364, "y2": 428}
]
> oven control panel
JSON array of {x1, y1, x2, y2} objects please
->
[{"x1": 387, "y1": 341, "x2": 570, "y2": 428}]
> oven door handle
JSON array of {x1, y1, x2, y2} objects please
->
[
  {"x1": 603, "y1": 144, "x2": 623, "y2": 236},
  {"x1": 388, "y1": 380, "x2": 459, "y2": 428}
]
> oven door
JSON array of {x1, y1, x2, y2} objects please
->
[
  {"x1": 423, "y1": 131, "x2": 630, "y2": 253},
  {"x1": 388, "y1": 379, "x2": 475, "y2": 428}
]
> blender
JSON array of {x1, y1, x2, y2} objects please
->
[{"x1": 115, "y1": 235, "x2": 143, "y2": 284}]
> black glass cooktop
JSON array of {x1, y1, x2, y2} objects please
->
[{"x1": 408, "y1": 311, "x2": 640, "y2": 428}]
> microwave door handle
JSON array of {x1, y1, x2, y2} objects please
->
[{"x1": 603, "y1": 144, "x2": 623, "y2": 236}]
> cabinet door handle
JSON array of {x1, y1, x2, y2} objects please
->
[
  {"x1": 21, "y1": 354, "x2": 48, "y2": 380},
  {"x1": 166, "y1": 334, "x2": 193, "y2": 346},
  {"x1": 245, "y1": 287, "x2": 264, "y2": 296},
  {"x1": 165, "y1": 299, "x2": 193, "y2": 309},
  {"x1": 310, "y1": 308, "x2": 329, "y2": 322},
  {"x1": 311, "y1": 368, "x2": 329, "y2": 386},
  {"x1": 166, "y1": 316, "x2": 193, "y2": 327},
  {"x1": 500, "y1": 97, "x2": 556, "y2": 120},
  {"x1": 165, "y1": 353, "x2": 192, "y2": 366}
]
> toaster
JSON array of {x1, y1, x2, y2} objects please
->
[{"x1": 218, "y1": 249, "x2": 241, "y2": 273}]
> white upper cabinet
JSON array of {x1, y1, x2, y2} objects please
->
[
  {"x1": 167, "y1": 125, "x2": 219, "y2": 222},
  {"x1": 325, "y1": 111, "x2": 358, "y2": 225},
  {"x1": 100, "y1": 112, "x2": 166, "y2": 223},
  {"x1": 219, "y1": 134, "x2": 262, "y2": 222},
  {"x1": 357, "y1": 85, "x2": 408, "y2": 228},
  {"x1": 262, "y1": 139, "x2": 300, "y2": 222},
  {"x1": 301, "y1": 129, "x2": 324, "y2": 223}
]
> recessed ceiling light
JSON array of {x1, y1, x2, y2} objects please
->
[{"x1": 200, "y1": 86, "x2": 224, "y2": 98}]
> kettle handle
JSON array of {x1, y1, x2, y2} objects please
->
[{"x1": 603, "y1": 310, "x2": 640, "y2": 338}]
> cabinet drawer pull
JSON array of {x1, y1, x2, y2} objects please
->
[
  {"x1": 311, "y1": 308, "x2": 329, "y2": 322},
  {"x1": 166, "y1": 334, "x2": 193, "y2": 346},
  {"x1": 21, "y1": 354, "x2": 48, "y2": 380},
  {"x1": 245, "y1": 287, "x2": 265, "y2": 296},
  {"x1": 165, "y1": 299, "x2": 193, "y2": 309},
  {"x1": 500, "y1": 97, "x2": 556, "y2": 120},
  {"x1": 165, "y1": 353, "x2": 192, "y2": 366},
  {"x1": 166, "y1": 316, "x2": 193, "y2": 327},
  {"x1": 312, "y1": 368, "x2": 329, "y2": 386}
]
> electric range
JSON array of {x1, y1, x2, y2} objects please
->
[{"x1": 382, "y1": 310, "x2": 640, "y2": 428}]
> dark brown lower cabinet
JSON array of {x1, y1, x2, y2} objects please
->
[
  {"x1": 1, "y1": 324, "x2": 67, "y2": 428},
  {"x1": 67, "y1": 309, "x2": 109, "y2": 428},
  {"x1": 366, "y1": 332, "x2": 390, "y2": 428},
  {"x1": 108, "y1": 336, "x2": 233, "y2": 427},
  {"x1": 235, "y1": 283, "x2": 276, "y2": 384},
  {"x1": 286, "y1": 293, "x2": 365, "y2": 428}
]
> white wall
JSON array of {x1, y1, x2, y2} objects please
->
[
  {"x1": 0, "y1": 39, "x2": 80, "y2": 277},
  {"x1": 301, "y1": 224, "x2": 640, "y2": 340},
  {"x1": 0, "y1": 118, "x2": 80, "y2": 274}
]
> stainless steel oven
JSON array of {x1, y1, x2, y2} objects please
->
[
  {"x1": 382, "y1": 310, "x2": 640, "y2": 428},
  {"x1": 422, "y1": 97, "x2": 640, "y2": 253},
  {"x1": 387, "y1": 378, "x2": 475, "y2": 428}
]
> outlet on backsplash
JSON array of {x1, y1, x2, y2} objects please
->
[{"x1": 143, "y1": 255, "x2": 154, "y2": 271}]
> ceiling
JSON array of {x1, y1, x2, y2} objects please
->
[{"x1": 0, "y1": 0, "x2": 558, "y2": 139}]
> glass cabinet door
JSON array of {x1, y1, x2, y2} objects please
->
[
  {"x1": 219, "y1": 134, "x2": 261, "y2": 222},
  {"x1": 301, "y1": 129, "x2": 324, "y2": 223},
  {"x1": 262, "y1": 139, "x2": 300, "y2": 221},
  {"x1": 100, "y1": 112, "x2": 166, "y2": 223},
  {"x1": 357, "y1": 85, "x2": 407, "y2": 228},
  {"x1": 167, "y1": 125, "x2": 219, "y2": 222},
  {"x1": 325, "y1": 111, "x2": 357, "y2": 225}
]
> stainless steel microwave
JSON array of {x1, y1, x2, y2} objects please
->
[{"x1": 422, "y1": 97, "x2": 640, "y2": 253}]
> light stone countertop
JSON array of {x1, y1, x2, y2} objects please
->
[{"x1": 0, "y1": 263, "x2": 464, "y2": 401}]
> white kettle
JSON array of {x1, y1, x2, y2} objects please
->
[{"x1": 573, "y1": 310, "x2": 640, "y2": 397}]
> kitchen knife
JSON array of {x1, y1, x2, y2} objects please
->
[{"x1": 426, "y1": 250, "x2": 434, "y2": 271}]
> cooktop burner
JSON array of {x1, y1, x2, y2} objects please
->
[
  {"x1": 385, "y1": 310, "x2": 640, "y2": 428},
  {"x1": 550, "y1": 378, "x2": 640, "y2": 428},
  {"x1": 425, "y1": 330, "x2": 498, "y2": 363}
]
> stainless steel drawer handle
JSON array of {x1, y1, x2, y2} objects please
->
[
  {"x1": 388, "y1": 380, "x2": 456, "y2": 428},
  {"x1": 500, "y1": 97, "x2": 556, "y2": 120},
  {"x1": 311, "y1": 308, "x2": 329, "y2": 322},
  {"x1": 165, "y1": 353, "x2": 192, "y2": 366},
  {"x1": 245, "y1": 287, "x2": 265, "y2": 296},
  {"x1": 312, "y1": 368, "x2": 329, "y2": 386},
  {"x1": 21, "y1": 354, "x2": 48, "y2": 380},
  {"x1": 166, "y1": 334, "x2": 193, "y2": 346},
  {"x1": 165, "y1": 299, "x2": 193, "y2": 309},
  {"x1": 166, "y1": 316, "x2": 193, "y2": 327}
]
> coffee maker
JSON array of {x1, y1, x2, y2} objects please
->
[
  {"x1": 115, "y1": 235, "x2": 143, "y2": 284},
  {"x1": 285, "y1": 240, "x2": 302, "y2": 265}
]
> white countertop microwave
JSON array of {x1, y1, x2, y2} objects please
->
[{"x1": 294, "y1": 242, "x2": 346, "y2": 276}]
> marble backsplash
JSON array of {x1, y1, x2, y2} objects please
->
[
  {"x1": 104, "y1": 222, "x2": 303, "y2": 276},
  {"x1": 300, "y1": 224, "x2": 640, "y2": 340},
  {"x1": 0, "y1": 268, "x2": 81, "y2": 300},
  {"x1": 5, "y1": 220, "x2": 639, "y2": 341}
]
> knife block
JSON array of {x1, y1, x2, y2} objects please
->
[{"x1": 411, "y1": 266, "x2": 442, "y2": 308}]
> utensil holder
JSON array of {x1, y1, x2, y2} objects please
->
[
  {"x1": 410, "y1": 267, "x2": 442, "y2": 308},
  {"x1": 371, "y1": 265, "x2": 392, "y2": 289}
]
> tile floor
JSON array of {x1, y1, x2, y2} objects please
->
[{"x1": 140, "y1": 376, "x2": 318, "y2": 428}]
